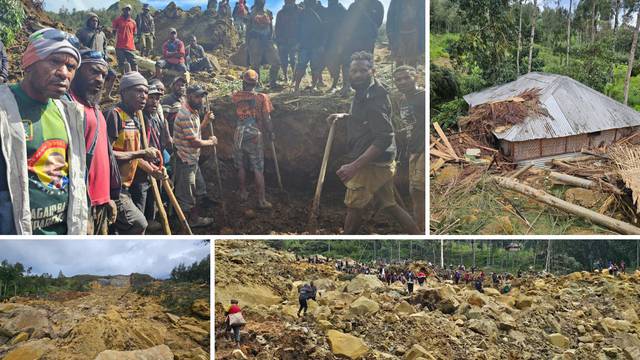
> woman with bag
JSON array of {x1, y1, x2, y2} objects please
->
[{"x1": 226, "y1": 299, "x2": 246, "y2": 347}]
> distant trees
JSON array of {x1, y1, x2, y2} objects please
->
[{"x1": 170, "y1": 255, "x2": 210, "y2": 284}]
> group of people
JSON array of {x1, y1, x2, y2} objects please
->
[{"x1": 594, "y1": 259, "x2": 627, "y2": 276}]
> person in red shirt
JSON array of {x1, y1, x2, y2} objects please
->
[
  {"x1": 155, "y1": 28, "x2": 187, "y2": 78},
  {"x1": 112, "y1": 4, "x2": 138, "y2": 74},
  {"x1": 225, "y1": 299, "x2": 244, "y2": 347},
  {"x1": 69, "y1": 49, "x2": 118, "y2": 234}
]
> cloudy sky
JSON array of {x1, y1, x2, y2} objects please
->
[
  {"x1": 44, "y1": 0, "x2": 392, "y2": 17},
  {"x1": 0, "y1": 240, "x2": 210, "y2": 279}
]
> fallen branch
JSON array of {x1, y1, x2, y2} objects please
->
[
  {"x1": 509, "y1": 164, "x2": 534, "y2": 179},
  {"x1": 549, "y1": 171, "x2": 623, "y2": 195},
  {"x1": 432, "y1": 122, "x2": 458, "y2": 158},
  {"x1": 492, "y1": 176, "x2": 640, "y2": 235}
]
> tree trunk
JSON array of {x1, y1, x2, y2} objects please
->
[
  {"x1": 613, "y1": 0, "x2": 620, "y2": 32},
  {"x1": 545, "y1": 239, "x2": 552, "y2": 272},
  {"x1": 528, "y1": 0, "x2": 538, "y2": 73},
  {"x1": 591, "y1": 0, "x2": 597, "y2": 42},
  {"x1": 517, "y1": 0, "x2": 523, "y2": 75},
  {"x1": 624, "y1": 11, "x2": 640, "y2": 105},
  {"x1": 567, "y1": 0, "x2": 572, "y2": 66}
]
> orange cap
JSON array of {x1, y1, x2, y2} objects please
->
[{"x1": 243, "y1": 69, "x2": 259, "y2": 84}]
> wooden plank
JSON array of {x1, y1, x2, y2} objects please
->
[{"x1": 433, "y1": 122, "x2": 458, "y2": 158}]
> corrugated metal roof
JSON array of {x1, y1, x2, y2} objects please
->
[{"x1": 462, "y1": 72, "x2": 640, "y2": 142}]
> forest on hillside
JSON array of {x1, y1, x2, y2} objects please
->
[
  {"x1": 266, "y1": 239, "x2": 640, "y2": 274},
  {"x1": 431, "y1": 0, "x2": 640, "y2": 129}
]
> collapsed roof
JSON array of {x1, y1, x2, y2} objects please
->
[{"x1": 463, "y1": 72, "x2": 640, "y2": 142}]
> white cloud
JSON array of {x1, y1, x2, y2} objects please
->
[{"x1": 0, "y1": 240, "x2": 210, "y2": 279}]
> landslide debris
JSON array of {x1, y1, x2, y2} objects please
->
[
  {"x1": 0, "y1": 275, "x2": 210, "y2": 360},
  {"x1": 215, "y1": 240, "x2": 640, "y2": 359}
]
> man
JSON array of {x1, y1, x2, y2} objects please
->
[
  {"x1": 112, "y1": 4, "x2": 138, "y2": 74},
  {"x1": 231, "y1": 70, "x2": 274, "y2": 209},
  {"x1": 246, "y1": 0, "x2": 280, "y2": 88},
  {"x1": 155, "y1": 28, "x2": 187, "y2": 78},
  {"x1": 337, "y1": 0, "x2": 383, "y2": 96},
  {"x1": 186, "y1": 36, "x2": 214, "y2": 73},
  {"x1": 76, "y1": 13, "x2": 117, "y2": 100},
  {"x1": 136, "y1": 4, "x2": 156, "y2": 57},
  {"x1": 297, "y1": 282, "x2": 317, "y2": 317},
  {"x1": 149, "y1": 78, "x2": 173, "y2": 163},
  {"x1": 323, "y1": 0, "x2": 347, "y2": 91},
  {"x1": 130, "y1": 83, "x2": 168, "y2": 232},
  {"x1": 393, "y1": 66, "x2": 425, "y2": 232},
  {"x1": 275, "y1": 0, "x2": 300, "y2": 83},
  {"x1": 293, "y1": 0, "x2": 326, "y2": 94},
  {"x1": 173, "y1": 84, "x2": 216, "y2": 227},
  {"x1": 218, "y1": 0, "x2": 232, "y2": 18},
  {"x1": 387, "y1": 0, "x2": 425, "y2": 67},
  {"x1": 69, "y1": 49, "x2": 118, "y2": 235},
  {"x1": 0, "y1": 28, "x2": 87, "y2": 234},
  {"x1": 232, "y1": 0, "x2": 249, "y2": 37},
  {"x1": 0, "y1": 38, "x2": 9, "y2": 83},
  {"x1": 105, "y1": 71, "x2": 162, "y2": 234},
  {"x1": 329, "y1": 52, "x2": 420, "y2": 234},
  {"x1": 161, "y1": 75, "x2": 187, "y2": 136}
]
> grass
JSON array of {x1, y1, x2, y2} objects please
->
[
  {"x1": 430, "y1": 172, "x2": 613, "y2": 235},
  {"x1": 430, "y1": 33, "x2": 459, "y2": 62}
]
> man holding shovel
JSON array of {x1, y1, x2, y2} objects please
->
[{"x1": 329, "y1": 51, "x2": 420, "y2": 234}]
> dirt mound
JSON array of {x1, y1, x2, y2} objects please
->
[
  {"x1": 0, "y1": 282, "x2": 210, "y2": 359},
  {"x1": 215, "y1": 240, "x2": 640, "y2": 359}
]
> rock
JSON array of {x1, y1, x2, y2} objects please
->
[
  {"x1": 1, "y1": 306, "x2": 51, "y2": 339},
  {"x1": 165, "y1": 313, "x2": 181, "y2": 324},
  {"x1": 564, "y1": 188, "x2": 602, "y2": 208},
  {"x1": 601, "y1": 318, "x2": 632, "y2": 332},
  {"x1": 621, "y1": 308, "x2": 638, "y2": 323},
  {"x1": 548, "y1": 333, "x2": 570, "y2": 349},
  {"x1": 191, "y1": 299, "x2": 210, "y2": 319},
  {"x1": 483, "y1": 288, "x2": 500, "y2": 297},
  {"x1": 467, "y1": 319, "x2": 498, "y2": 338},
  {"x1": 94, "y1": 345, "x2": 174, "y2": 360},
  {"x1": 327, "y1": 330, "x2": 370, "y2": 359},
  {"x1": 9, "y1": 332, "x2": 29, "y2": 345},
  {"x1": 232, "y1": 349, "x2": 248, "y2": 360},
  {"x1": 467, "y1": 291, "x2": 488, "y2": 307},
  {"x1": 566, "y1": 272, "x2": 584, "y2": 281},
  {"x1": 514, "y1": 295, "x2": 534, "y2": 310},
  {"x1": 395, "y1": 301, "x2": 415, "y2": 314},
  {"x1": 4, "y1": 339, "x2": 53, "y2": 360},
  {"x1": 346, "y1": 275, "x2": 385, "y2": 293},
  {"x1": 349, "y1": 296, "x2": 380, "y2": 316},
  {"x1": 404, "y1": 344, "x2": 434, "y2": 360},
  {"x1": 318, "y1": 320, "x2": 333, "y2": 330}
]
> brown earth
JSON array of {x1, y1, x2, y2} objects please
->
[
  {"x1": 215, "y1": 240, "x2": 640, "y2": 360},
  {"x1": 0, "y1": 279, "x2": 210, "y2": 360}
]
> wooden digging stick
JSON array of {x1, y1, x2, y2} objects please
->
[
  {"x1": 136, "y1": 110, "x2": 171, "y2": 235},
  {"x1": 308, "y1": 116, "x2": 338, "y2": 229},
  {"x1": 209, "y1": 121, "x2": 228, "y2": 225},
  {"x1": 160, "y1": 172, "x2": 193, "y2": 235}
]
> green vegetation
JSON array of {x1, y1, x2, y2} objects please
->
[
  {"x1": 267, "y1": 239, "x2": 639, "y2": 275},
  {"x1": 47, "y1": 0, "x2": 148, "y2": 31},
  {"x1": 0, "y1": 0, "x2": 26, "y2": 46},
  {"x1": 170, "y1": 254, "x2": 210, "y2": 284}
]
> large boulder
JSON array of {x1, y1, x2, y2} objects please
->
[
  {"x1": 600, "y1": 318, "x2": 632, "y2": 333},
  {"x1": 191, "y1": 299, "x2": 210, "y2": 319},
  {"x1": 548, "y1": 333, "x2": 570, "y2": 349},
  {"x1": 94, "y1": 345, "x2": 174, "y2": 360},
  {"x1": 326, "y1": 330, "x2": 370, "y2": 359},
  {"x1": 404, "y1": 344, "x2": 435, "y2": 360},
  {"x1": 0, "y1": 305, "x2": 51, "y2": 339},
  {"x1": 349, "y1": 297, "x2": 380, "y2": 316},
  {"x1": 346, "y1": 275, "x2": 385, "y2": 294},
  {"x1": 4, "y1": 339, "x2": 53, "y2": 360},
  {"x1": 395, "y1": 301, "x2": 416, "y2": 315}
]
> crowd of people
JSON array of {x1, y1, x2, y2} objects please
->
[{"x1": 0, "y1": 0, "x2": 425, "y2": 235}]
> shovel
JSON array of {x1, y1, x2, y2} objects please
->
[{"x1": 308, "y1": 116, "x2": 339, "y2": 230}]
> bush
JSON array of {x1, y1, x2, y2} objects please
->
[{"x1": 0, "y1": 0, "x2": 26, "y2": 46}]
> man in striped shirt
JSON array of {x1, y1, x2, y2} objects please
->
[{"x1": 173, "y1": 84, "x2": 216, "y2": 228}]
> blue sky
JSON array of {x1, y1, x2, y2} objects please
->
[
  {"x1": 44, "y1": 0, "x2": 392, "y2": 16},
  {"x1": 0, "y1": 240, "x2": 210, "y2": 279}
]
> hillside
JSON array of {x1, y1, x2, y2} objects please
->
[{"x1": 215, "y1": 240, "x2": 640, "y2": 359}]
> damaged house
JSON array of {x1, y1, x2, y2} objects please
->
[{"x1": 462, "y1": 72, "x2": 640, "y2": 162}]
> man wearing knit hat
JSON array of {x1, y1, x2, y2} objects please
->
[
  {"x1": 104, "y1": 71, "x2": 162, "y2": 234},
  {"x1": 77, "y1": 13, "x2": 117, "y2": 101},
  {"x1": 0, "y1": 28, "x2": 88, "y2": 234},
  {"x1": 112, "y1": 4, "x2": 138, "y2": 74},
  {"x1": 231, "y1": 69, "x2": 274, "y2": 209},
  {"x1": 70, "y1": 49, "x2": 118, "y2": 235}
]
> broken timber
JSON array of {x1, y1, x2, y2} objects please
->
[
  {"x1": 548, "y1": 172, "x2": 623, "y2": 195},
  {"x1": 493, "y1": 176, "x2": 640, "y2": 235}
]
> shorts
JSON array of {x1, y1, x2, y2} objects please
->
[
  {"x1": 409, "y1": 152, "x2": 425, "y2": 192},
  {"x1": 296, "y1": 47, "x2": 324, "y2": 74},
  {"x1": 233, "y1": 133, "x2": 264, "y2": 172},
  {"x1": 156, "y1": 60, "x2": 188, "y2": 73},
  {"x1": 115, "y1": 48, "x2": 137, "y2": 68},
  {"x1": 248, "y1": 38, "x2": 280, "y2": 68},
  {"x1": 344, "y1": 163, "x2": 396, "y2": 210}
]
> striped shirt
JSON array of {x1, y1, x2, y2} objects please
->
[{"x1": 173, "y1": 102, "x2": 201, "y2": 164}]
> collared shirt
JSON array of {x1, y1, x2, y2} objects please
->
[
  {"x1": 173, "y1": 102, "x2": 201, "y2": 165},
  {"x1": 347, "y1": 78, "x2": 396, "y2": 163},
  {"x1": 112, "y1": 15, "x2": 137, "y2": 50}
]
